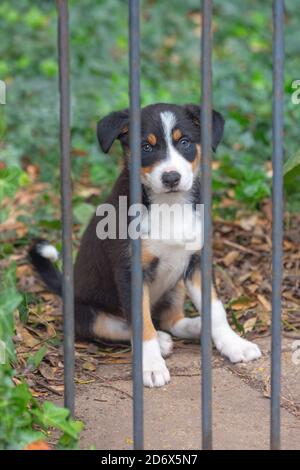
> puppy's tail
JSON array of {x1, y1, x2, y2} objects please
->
[{"x1": 29, "y1": 240, "x2": 62, "y2": 296}]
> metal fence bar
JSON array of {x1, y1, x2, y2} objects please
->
[
  {"x1": 271, "y1": 0, "x2": 284, "y2": 451},
  {"x1": 129, "y1": 0, "x2": 144, "y2": 450},
  {"x1": 57, "y1": 0, "x2": 75, "y2": 416},
  {"x1": 200, "y1": 0, "x2": 213, "y2": 450}
]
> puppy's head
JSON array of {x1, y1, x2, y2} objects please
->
[{"x1": 97, "y1": 103, "x2": 224, "y2": 194}]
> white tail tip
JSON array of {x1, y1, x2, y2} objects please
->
[{"x1": 36, "y1": 243, "x2": 59, "y2": 262}]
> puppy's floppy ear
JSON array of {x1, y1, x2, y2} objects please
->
[
  {"x1": 184, "y1": 104, "x2": 225, "y2": 151},
  {"x1": 97, "y1": 109, "x2": 129, "y2": 153}
]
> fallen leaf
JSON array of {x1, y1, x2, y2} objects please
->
[
  {"x1": 39, "y1": 363, "x2": 57, "y2": 381},
  {"x1": 82, "y1": 361, "x2": 96, "y2": 371},
  {"x1": 250, "y1": 271, "x2": 263, "y2": 283},
  {"x1": 243, "y1": 317, "x2": 257, "y2": 333},
  {"x1": 257, "y1": 294, "x2": 271, "y2": 312},
  {"x1": 223, "y1": 250, "x2": 239, "y2": 267},
  {"x1": 239, "y1": 215, "x2": 257, "y2": 231},
  {"x1": 230, "y1": 296, "x2": 257, "y2": 311},
  {"x1": 18, "y1": 327, "x2": 41, "y2": 348},
  {"x1": 24, "y1": 440, "x2": 52, "y2": 450}
]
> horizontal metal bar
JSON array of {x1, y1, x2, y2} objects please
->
[
  {"x1": 129, "y1": 0, "x2": 144, "y2": 450},
  {"x1": 200, "y1": 0, "x2": 213, "y2": 451},
  {"x1": 271, "y1": 0, "x2": 284, "y2": 451},
  {"x1": 57, "y1": 0, "x2": 75, "y2": 416}
]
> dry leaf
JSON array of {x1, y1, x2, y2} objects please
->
[
  {"x1": 250, "y1": 271, "x2": 263, "y2": 283},
  {"x1": 39, "y1": 363, "x2": 57, "y2": 381},
  {"x1": 223, "y1": 250, "x2": 239, "y2": 267},
  {"x1": 230, "y1": 296, "x2": 257, "y2": 311},
  {"x1": 18, "y1": 327, "x2": 41, "y2": 348},
  {"x1": 257, "y1": 294, "x2": 271, "y2": 312},
  {"x1": 82, "y1": 362, "x2": 96, "y2": 371},
  {"x1": 243, "y1": 317, "x2": 257, "y2": 333},
  {"x1": 24, "y1": 440, "x2": 52, "y2": 451},
  {"x1": 248, "y1": 283, "x2": 258, "y2": 294},
  {"x1": 239, "y1": 215, "x2": 257, "y2": 231}
]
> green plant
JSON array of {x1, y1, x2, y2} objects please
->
[
  {"x1": 0, "y1": 264, "x2": 83, "y2": 450},
  {"x1": 0, "y1": 0, "x2": 299, "y2": 213},
  {"x1": 213, "y1": 153, "x2": 271, "y2": 209}
]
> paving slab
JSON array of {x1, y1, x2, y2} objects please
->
[
  {"x1": 227, "y1": 336, "x2": 300, "y2": 418},
  {"x1": 74, "y1": 368, "x2": 300, "y2": 450},
  {"x1": 60, "y1": 338, "x2": 300, "y2": 450}
]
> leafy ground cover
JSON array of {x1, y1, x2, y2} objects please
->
[{"x1": 0, "y1": 0, "x2": 299, "y2": 449}]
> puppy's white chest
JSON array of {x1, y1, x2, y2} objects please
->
[
  {"x1": 144, "y1": 239, "x2": 190, "y2": 305},
  {"x1": 141, "y1": 203, "x2": 202, "y2": 305}
]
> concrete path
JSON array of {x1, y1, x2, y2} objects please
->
[{"x1": 62, "y1": 336, "x2": 300, "y2": 450}]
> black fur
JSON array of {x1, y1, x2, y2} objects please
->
[
  {"x1": 184, "y1": 104, "x2": 225, "y2": 152},
  {"x1": 30, "y1": 102, "x2": 225, "y2": 342},
  {"x1": 29, "y1": 240, "x2": 62, "y2": 296}
]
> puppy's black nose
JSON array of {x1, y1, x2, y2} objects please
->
[{"x1": 161, "y1": 171, "x2": 181, "y2": 188}]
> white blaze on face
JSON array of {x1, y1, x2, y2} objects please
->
[{"x1": 143, "y1": 111, "x2": 194, "y2": 194}]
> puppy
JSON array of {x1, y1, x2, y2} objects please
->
[{"x1": 30, "y1": 103, "x2": 261, "y2": 388}]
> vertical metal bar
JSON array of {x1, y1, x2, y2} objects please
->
[
  {"x1": 200, "y1": 0, "x2": 213, "y2": 450},
  {"x1": 57, "y1": 0, "x2": 75, "y2": 416},
  {"x1": 129, "y1": 0, "x2": 144, "y2": 450},
  {"x1": 271, "y1": 0, "x2": 284, "y2": 450}
]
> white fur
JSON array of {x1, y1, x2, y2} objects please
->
[
  {"x1": 144, "y1": 239, "x2": 190, "y2": 306},
  {"x1": 142, "y1": 111, "x2": 194, "y2": 194},
  {"x1": 37, "y1": 243, "x2": 58, "y2": 262},
  {"x1": 141, "y1": 192, "x2": 201, "y2": 305},
  {"x1": 211, "y1": 299, "x2": 262, "y2": 362},
  {"x1": 169, "y1": 316, "x2": 201, "y2": 339},
  {"x1": 93, "y1": 313, "x2": 131, "y2": 341},
  {"x1": 157, "y1": 330, "x2": 173, "y2": 357},
  {"x1": 185, "y1": 278, "x2": 201, "y2": 312},
  {"x1": 143, "y1": 337, "x2": 170, "y2": 387}
]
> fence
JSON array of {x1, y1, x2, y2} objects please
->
[{"x1": 56, "y1": 0, "x2": 284, "y2": 450}]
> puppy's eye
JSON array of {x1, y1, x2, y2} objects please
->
[
  {"x1": 142, "y1": 143, "x2": 153, "y2": 153},
  {"x1": 179, "y1": 138, "x2": 191, "y2": 148}
]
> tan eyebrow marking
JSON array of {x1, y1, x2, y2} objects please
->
[
  {"x1": 121, "y1": 126, "x2": 128, "y2": 134},
  {"x1": 192, "y1": 144, "x2": 201, "y2": 172},
  {"x1": 141, "y1": 161, "x2": 159, "y2": 175},
  {"x1": 147, "y1": 133, "x2": 157, "y2": 146},
  {"x1": 172, "y1": 128, "x2": 182, "y2": 142}
]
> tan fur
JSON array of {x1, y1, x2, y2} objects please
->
[
  {"x1": 159, "y1": 281, "x2": 186, "y2": 330},
  {"x1": 187, "y1": 266, "x2": 217, "y2": 301},
  {"x1": 143, "y1": 284, "x2": 157, "y2": 341},
  {"x1": 141, "y1": 161, "x2": 159, "y2": 176},
  {"x1": 192, "y1": 144, "x2": 201, "y2": 173},
  {"x1": 93, "y1": 312, "x2": 131, "y2": 341},
  {"x1": 147, "y1": 133, "x2": 157, "y2": 146},
  {"x1": 172, "y1": 128, "x2": 182, "y2": 142},
  {"x1": 142, "y1": 247, "x2": 156, "y2": 268},
  {"x1": 121, "y1": 126, "x2": 128, "y2": 135}
]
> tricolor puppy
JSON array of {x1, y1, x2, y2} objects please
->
[{"x1": 30, "y1": 103, "x2": 261, "y2": 388}]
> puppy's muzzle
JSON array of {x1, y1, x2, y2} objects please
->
[{"x1": 161, "y1": 171, "x2": 181, "y2": 189}]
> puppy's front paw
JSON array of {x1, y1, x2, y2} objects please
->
[
  {"x1": 215, "y1": 330, "x2": 262, "y2": 363},
  {"x1": 143, "y1": 361, "x2": 170, "y2": 388},
  {"x1": 143, "y1": 338, "x2": 170, "y2": 388},
  {"x1": 157, "y1": 330, "x2": 173, "y2": 357},
  {"x1": 170, "y1": 316, "x2": 201, "y2": 339}
]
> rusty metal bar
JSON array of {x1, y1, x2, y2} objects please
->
[
  {"x1": 57, "y1": 0, "x2": 75, "y2": 416},
  {"x1": 200, "y1": 0, "x2": 213, "y2": 450}
]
